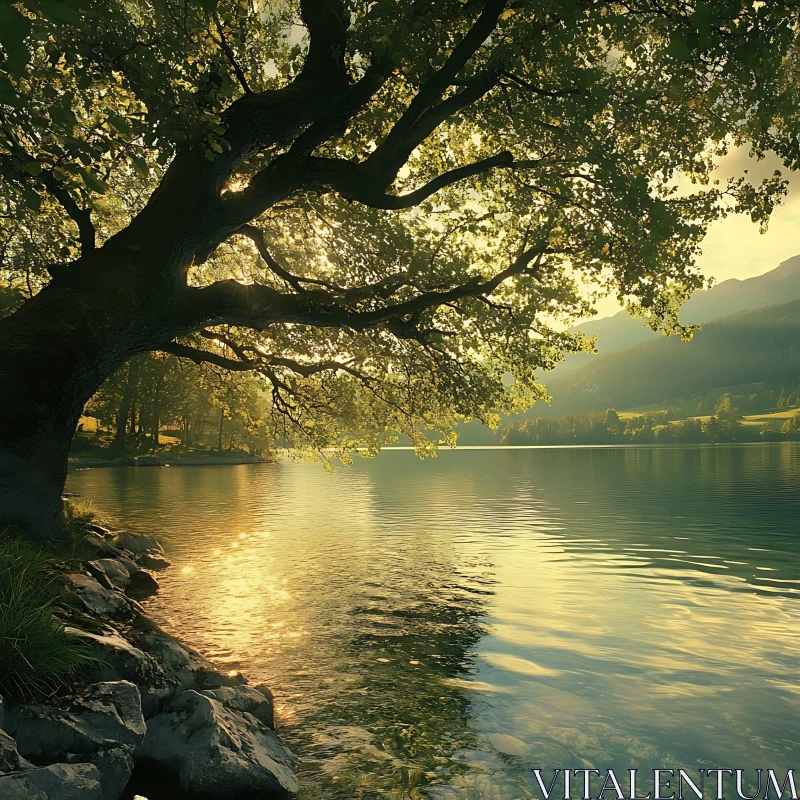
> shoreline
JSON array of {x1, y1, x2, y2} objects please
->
[
  {"x1": 68, "y1": 453, "x2": 275, "y2": 471},
  {"x1": 0, "y1": 519, "x2": 297, "y2": 800}
]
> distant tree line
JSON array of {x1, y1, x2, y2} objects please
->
[
  {"x1": 691, "y1": 385, "x2": 800, "y2": 418},
  {"x1": 502, "y1": 406, "x2": 800, "y2": 447}
]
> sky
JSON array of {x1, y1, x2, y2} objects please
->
[{"x1": 593, "y1": 147, "x2": 800, "y2": 319}]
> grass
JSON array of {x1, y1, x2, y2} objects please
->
[
  {"x1": 742, "y1": 407, "x2": 800, "y2": 421},
  {"x1": 0, "y1": 520, "x2": 99, "y2": 701},
  {"x1": 618, "y1": 407, "x2": 668, "y2": 419}
]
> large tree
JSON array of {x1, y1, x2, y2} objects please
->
[{"x1": 0, "y1": 0, "x2": 797, "y2": 537}]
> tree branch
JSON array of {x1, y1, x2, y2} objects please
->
[
  {"x1": 160, "y1": 341, "x2": 255, "y2": 371},
  {"x1": 40, "y1": 171, "x2": 96, "y2": 254},
  {"x1": 214, "y1": 3, "x2": 506, "y2": 234},
  {"x1": 212, "y1": 13, "x2": 252, "y2": 95},
  {"x1": 306, "y1": 150, "x2": 514, "y2": 209},
  {"x1": 164, "y1": 333, "x2": 366, "y2": 382},
  {"x1": 217, "y1": 61, "x2": 392, "y2": 231},
  {"x1": 188, "y1": 240, "x2": 550, "y2": 333},
  {"x1": 498, "y1": 71, "x2": 586, "y2": 98},
  {"x1": 0, "y1": 150, "x2": 96, "y2": 254},
  {"x1": 234, "y1": 225, "x2": 307, "y2": 292},
  {"x1": 366, "y1": 71, "x2": 501, "y2": 187},
  {"x1": 365, "y1": 0, "x2": 507, "y2": 185},
  {"x1": 297, "y1": 0, "x2": 350, "y2": 86}
]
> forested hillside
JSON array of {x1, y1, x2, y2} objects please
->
[
  {"x1": 559, "y1": 254, "x2": 800, "y2": 374},
  {"x1": 537, "y1": 299, "x2": 800, "y2": 417}
]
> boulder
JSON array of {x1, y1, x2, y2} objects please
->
[
  {"x1": 132, "y1": 626, "x2": 245, "y2": 706},
  {"x1": 134, "y1": 629, "x2": 214, "y2": 688},
  {"x1": 64, "y1": 628, "x2": 163, "y2": 687},
  {"x1": 113, "y1": 532, "x2": 164, "y2": 556},
  {"x1": 83, "y1": 533, "x2": 125, "y2": 560},
  {"x1": 86, "y1": 559, "x2": 131, "y2": 591},
  {"x1": 125, "y1": 570, "x2": 159, "y2": 601},
  {"x1": 83, "y1": 524, "x2": 113, "y2": 539},
  {"x1": 62, "y1": 575, "x2": 132, "y2": 621},
  {"x1": 140, "y1": 690, "x2": 297, "y2": 799},
  {"x1": 0, "y1": 762, "x2": 102, "y2": 799},
  {"x1": 135, "y1": 552, "x2": 170, "y2": 571},
  {"x1": 202, "y1": 685, "x2": 275, "y2": 730},
  {"x1": 82, "y1": 564, "x2": 114, "y2": 592},
  {"x1": 5, "y1": 682, "x2": 145, "y2": 800},
  {"x1": 115, "y1": 555, "x2": 139, "y2": 575},
  {"x1": 0, "y1": 727, "x2": 25, "y2": 772}
]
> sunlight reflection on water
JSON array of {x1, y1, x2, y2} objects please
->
[{"x1": 69, "y1": 444, "x2": 800, "y2": 799}]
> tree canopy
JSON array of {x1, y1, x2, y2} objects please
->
[{"x1": 1, "y1": 0, "x2": 798, "y2": 458}]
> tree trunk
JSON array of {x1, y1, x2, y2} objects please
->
[
  {"x1": 151, "y1": 360, "x2": 164, "y2": 448},
  {"x1": 0, "y1": 263, "x2": 190, "y2": 539},
  {"x1": 217, "y1": 407, "x2": 225, "y2": 452},
  {"x1": 112, "y1": 359, "x2": 140, "y2": 452}
]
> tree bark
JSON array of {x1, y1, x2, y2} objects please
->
[{"x1": 0, "y1": 257, "x2": 189, "y2": 539}]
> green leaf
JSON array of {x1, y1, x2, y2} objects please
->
[
  {"x1": 107, "y1": 115, "x2": 132, "y2": 135},
  {"x1": 668, "y1": 33, "x2": 691, "y2": 62},
  {"x1": 131, "y1": 155, "x2": 149, "y2": 178},
  {"x1": 23, "y1": 188, "x2": 42, "y2": 211},
  {"x1": 50, "y1": 104, "x2": 78, "y2": 129},
  {"x1": 0, "y1": 5, "x2": 32, "y2": 72},
  {"x1": 0, "y1": 5, "x2": 32, "y2": 45},
  {"x1": 0, "y1": 89, "x2": 24, "y2": 108},
  {"x1": 38, "y1": 1, "x2": 82, "y2": 26},
  {"x1": 81, "y1": 169, "x2": 108, "y2": 194},
  {"x1": 24, "y1": 160, "x2": 42, "y2": 177}
]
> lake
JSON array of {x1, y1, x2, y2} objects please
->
[{"x1": 67, "y1": 444, "x2": 800, "y2": 799}]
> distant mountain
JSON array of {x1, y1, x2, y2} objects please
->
[
  {"x1": 560, "y1": 253, "x2": 800, "y2": 373},
  {"x1": 535, "y1": 299, "x2": 800, "y2": 417},
  {"x1": 455, "y1": 257, "x2": 800, "y2": 444}
]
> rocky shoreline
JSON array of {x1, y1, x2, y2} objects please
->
[
  {"x1": 68, "y1": 453, "x2": 274, "y2": 471},
  {"x1": 0, "y1": 523, "x2": 298, "y2": 799}
]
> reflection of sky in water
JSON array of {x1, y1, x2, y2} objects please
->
[{"x1": 69, "y1": 444, "x2": 800, "y2": 800}]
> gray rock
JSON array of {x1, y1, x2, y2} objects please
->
[
  {"x1": 5, "y1": 682, "x2": 145, "y2": 800},
  {"x1": 0, "y1": 762, "x2": 102, "y2": 799},
  {"x1": 86, "y1": 559, "x2": 131, "y2": 591},
  {"x1": 133, "y1": 626, "x2": 245, "y2": 705},
  {"x1": 134, "y1": 629, "x2": 213, "y2": 688},
  {"x1": 82, "y1": 564, "x2": 114, "y2": 592},
  {"x1": 136, "y1": 552, "x2": 171, "y2": 571},
  {"x1": 116, "y1": 555, "x2": 139, "y2": 575},
  {"x1": 139, "y1": 686, "x2": 174, "y2": 721},
  {"x1": 87, "y1": 748, "x2": 134, "y2": 800},
  {"x1": 125, "y1": 570, "x2": 159, "y2": 600},
  {"x1": 62, "y1": 575, "x2": 132, "y2": 620},
  {"x1": 113, "y1": 532, "x2": 164, "y2": 556},
  {"x1": 141, "y1": 690, "x2": 297, "y2": 798},
  {"x1": 64, "y1": 628, "x2": 163, "y2": 686},
  {"x1": 83, "y1": 524, "x2": 113, "y2": 539},
  {"x1": 83, "y1": 533, "x2": 125, "y2": 559},
  {"x1": 202, "y1": 685, "x2": 275, "y2": 730},
  {"x1": 0, "y1": 727, "x2": 25, "y2": 772}
]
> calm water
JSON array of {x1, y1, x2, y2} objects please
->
[{"x1": 68, "y1": 445, "x2": 800, "y2": 799}]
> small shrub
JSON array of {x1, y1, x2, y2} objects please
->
[{"x1": 0, "y1": 533, "x2": 97, "y2": 700}]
